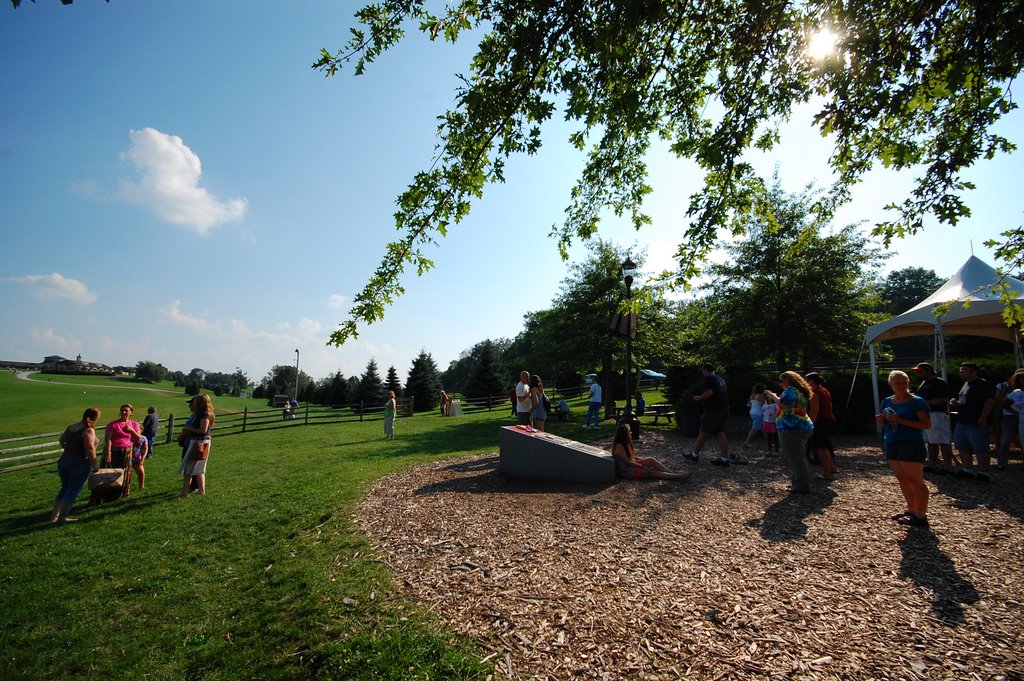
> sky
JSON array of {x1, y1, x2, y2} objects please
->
[{"x1": 1, "y1": 1, "x2": 1022, "y2": 387}]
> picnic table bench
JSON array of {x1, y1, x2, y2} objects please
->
[{"x1": 610, "y1": 403, "x2": 676, "y2": 424}]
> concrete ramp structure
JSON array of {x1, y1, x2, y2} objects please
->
[{"x1": 498, "y1": 425, "x2": 616, "y2": 484}]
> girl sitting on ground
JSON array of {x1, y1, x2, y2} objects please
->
[{"x1": 611, "y1": 424, "x2": 691, "y2": 481}]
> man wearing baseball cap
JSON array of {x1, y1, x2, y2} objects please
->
[{"x1": 912, "y1": 362, "x2": 954, "y2": 473}]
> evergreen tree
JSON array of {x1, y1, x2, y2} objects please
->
[
  {"x1": 464, "y1": 339, "x2": 505, "y2": 399},
  {"x1": 316, "y1": 371, "x2": 351, "y2": 405},
  {"x1": 405, "y1": 350, "x2": 442, "y2": 413},
  {"x1": 385, "y1": 365, "x2": 403, "y2": 397},
  {"x1": 354, "y1": 358, "x2": 386, "y2": 406}
]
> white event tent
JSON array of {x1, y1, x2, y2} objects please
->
[{"x1": 864, "y1": 255, "x2": 1024, "y2": 412}]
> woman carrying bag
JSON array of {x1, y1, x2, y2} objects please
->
[{"x1": 178, "y1": 393, "x2": 215, "y2": 497}]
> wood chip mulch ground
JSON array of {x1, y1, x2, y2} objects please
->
[{"x1": 356, "y1": 429, "x2": 1024, "y2": 680}]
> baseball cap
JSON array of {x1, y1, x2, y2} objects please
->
[{"x1": 912, "y1": 362, "x2": 933, "y2": 372}]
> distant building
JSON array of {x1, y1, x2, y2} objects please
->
[{"x1": 0, "y1": 354, "x2": 114, "y2": 374}]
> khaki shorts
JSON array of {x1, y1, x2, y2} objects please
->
[{"x1": 924, "y1": 412, "x2": 951, "y2": 445}]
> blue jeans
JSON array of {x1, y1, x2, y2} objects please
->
[
  {"x1": 55, "y1": 457, "x2": 92, "y2": 506},
  {"x1": 954, "y1": 423, "x2": 989, "y2": 454},
  {"x1": 585, "y1": 402, "x2": 602, "y2": 427}
]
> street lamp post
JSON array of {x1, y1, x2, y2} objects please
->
[
  {"x1": 294, "y1": 349, "x2": 300, "y2": 402},
  {"x1": 621, "y1": 256, "x2": 636, "y2": 426}
]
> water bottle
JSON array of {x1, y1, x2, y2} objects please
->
[{"x1": 883, "y1": 407, "x2": 898, "y2": 431}]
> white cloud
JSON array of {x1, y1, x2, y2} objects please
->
[
  {"x1": 30, "y1": 328, "x2": 79, "y2": 353},
  {"x1": 119, "y1": 127, "x2": 248, "y2": 234},
  {"x1": 5, "y1": 273, "x2": 97, "y2": 304},
  {"x1": 327, "y1": 294, "x2": 348, "y2": 310},
  {"x1": 159, "y1": 300, "x2": 219, "y2": 334},
  {"x1": 298, "y1": 318, "x2": 322, "y2": 336}
]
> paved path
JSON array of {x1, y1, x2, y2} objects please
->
[{"x1": 14, "y1": 371, "x2": 179, "y2": 394}]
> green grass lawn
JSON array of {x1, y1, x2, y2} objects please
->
[{"x1": 0, "y1": 372, "x2": 634, "y2": 680}]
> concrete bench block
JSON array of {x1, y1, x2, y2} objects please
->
[{"x1": 498, "y1": 425, "x2": 615, "y2": 484}]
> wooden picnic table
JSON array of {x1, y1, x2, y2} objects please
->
[{"x1": 646, "y1": 403, "x2": 676, "y2": 424}]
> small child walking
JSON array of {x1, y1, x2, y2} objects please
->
[{"x1": 761, "y1": 399, "x2": 779, "y2": 455}]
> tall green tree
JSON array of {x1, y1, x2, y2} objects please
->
[
  {"x1": 405, "y1": 350, "x2": 443, "y2": 413},
  {"x1": 384, "y1": 365, "x2": 403, "y2": 397},
  {"x1": 354, "y1": 358, "x2": 386, "y2": 406},
  {"x1": 317, "y1": 1, "x2": 1023, "y2": 344},
  {"x1": 464, "y1": 339, "x2": 506, "y2": 398},
  {"x1": 879, "y1": 266, "x2": 944, "y2": 358},
  {"x1": 702, "y1": 182, "x2": 886, "y2": 371},
  {"x1": 505, "y1": 240, "x2": 637, "y2": 391},
  {"x1": 260, "y1": 365, "x2": 313, "y2": 399},
  {"x1": 881, "y1": 267, "x2": 944, "y2": 315},
  {"x1": 315, "y1": 371, "x2": 351, "y2": 405},
  {"x1": 134, "y1": 360, "x2": 167, "y2": 384},
  {"x1": 443, "y1": 339, "x2": 510, "y2": 395}
]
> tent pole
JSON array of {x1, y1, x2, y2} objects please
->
[
  {"x1": 869, "y1": 342, "x2": 881, "y2": 434},
  {"x1": 937, "y1": 321, "x2": 947, "y2": 381}
]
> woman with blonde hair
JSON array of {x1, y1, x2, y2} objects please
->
[
  {"x1": 876, "y1": 370, "x2": 931, "y2": 526},
  {"x1": 384, "y1": 390, "x2": 397, "y2": 440},
  {"x1": 530, "y1": 375, "x2": 548, "y2": 432},
  {"x1": 766, "y1": 371, "x2": 817, "y2": 494},
  {"x1": 178, "y1": 393, "x2": 215, "y2": 497}
]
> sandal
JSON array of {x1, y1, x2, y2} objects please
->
[
  {"x1": 890, "y1": 510, "x2": 912, "y2": 521},
  {"x1": 896, "y1": 514, "x2": 929, "y2": 527}
]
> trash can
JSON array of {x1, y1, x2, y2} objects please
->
[{"x1": 679, "y1": 408, "x2": 701, "y2": 437}]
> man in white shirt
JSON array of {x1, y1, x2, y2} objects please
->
[
  {"x1": 515, "y1": 371, "x2": 534, "y2": 426},
  {"x1": 584, "y1": 377, "x2": 603, "y2": 429}
]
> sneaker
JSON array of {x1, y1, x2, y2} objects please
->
[
  {"x1": 728, "y1": 452, "x2": 749, "y2": 465},
  {"x1": 711, "y1": 457, "x2": 730, "y2": 467},
  {"x1": 683, "y1": 452, "x2": 699, "y2": 463}
]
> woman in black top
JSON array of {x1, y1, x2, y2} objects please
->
[{"x1": 51, "y1": 407, "x2": 101, "y2": 524}]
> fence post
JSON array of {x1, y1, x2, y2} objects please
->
[
  {"x1": 242, "y1": 407, "x2": 248, "y2": 433},
  {"x1": 488, "y1": 394, "x2": 493, "y2": 411},
  {"x1": 166, "y1": 414, "x2": 176, "y2": 444},
  {"x1": 303, "y1": 403, "x2": 309, "y2": 425},
  {"x1": 360, "y1": 401, "x2": 364, "y2": 421}
]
